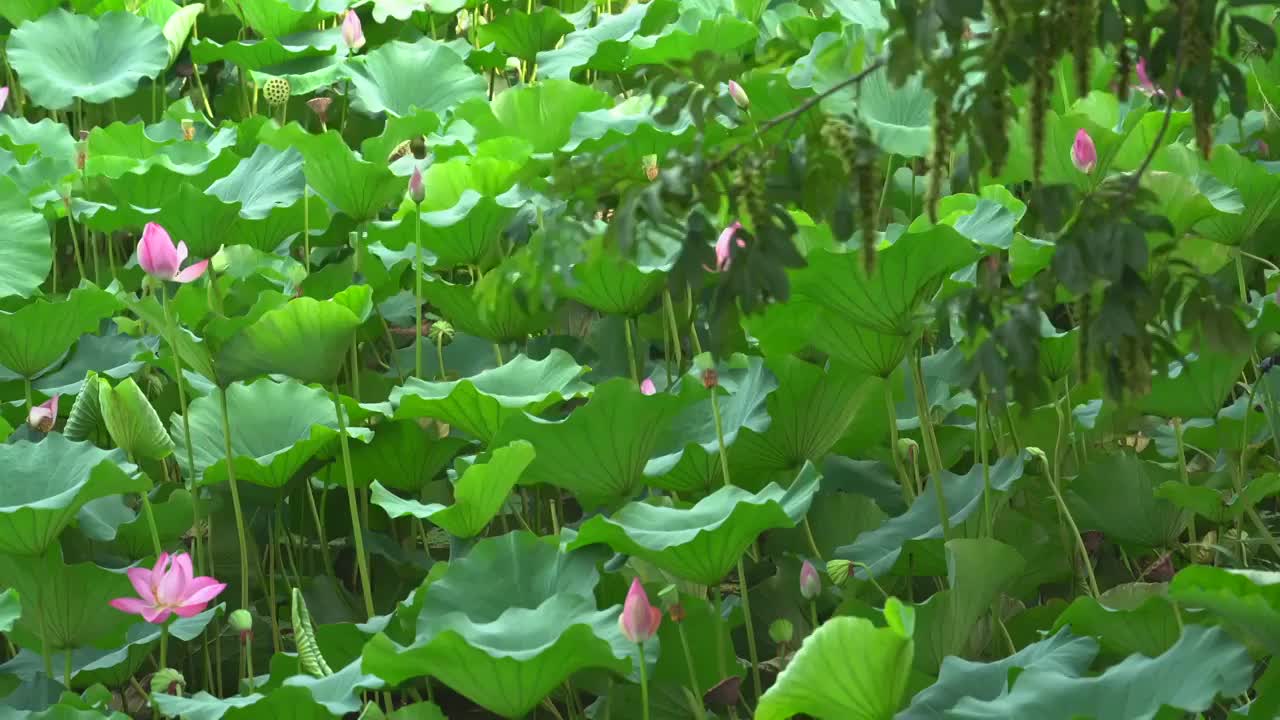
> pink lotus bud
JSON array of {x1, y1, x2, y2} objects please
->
[
  {"x1": 0, "y1": 87, "x2": 8, "y2": 113},
  {"x1": 639, "y1": 378, "x2": 656, "y2": 395},
  {"x1": 1071, "y1": 129, "x2": 1097, "y2": 174},
  {"x1": 727, "y1": 80, "x2": 749, "y2": 109},
  {"x1": 408, "y1": 166, "x2": 425, "y2": 205},
  {"x1": 137, "y1": 223, "x2": 209, "y2": 284},
  {"x1": 27, "y1": 395, "x2": 58, "y2": 432},
  {"x1": 1136, "y1": 58, "x2": 1156, "y2": 95},
  {"x1": 618, "y1": 578, "x2": 661, "y2": 643},
  {"x1": 713, "y1": 221, "x2": 745, "y2": 272},
  {"x1": 799, "y1": 559, "x2": 821, "y2": 600},
  {"x1": 341, "y1": 10, "x2": 366, "y2": 51}
]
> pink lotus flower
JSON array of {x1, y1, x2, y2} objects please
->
[
  {"x1": 341, "y1": 10, "x2": 366, "y2": 51},
  {"x1": 799, "y1": 559, "x2": 821, "y2": 600},
  {"x1": 137, "y1": 223, "x2": 208, "y2": 283},
  {"x1": 110, "y1": 552, "x2": 226, "y2": 624},
  {"x1": 712, "y1": 221, "x2": 746, "y2": 272},
  {"x1": 618, "y1": 578, "x2": 661, "y2": 643},
  {"x1": 408, "y1": 166, "x2": 425, "y2": 205},
  {"x1": 639, "y1": 378, "x2": 656, "y2": 395},
  {"x1": 1136, "y1": 58, "x2": 1157, "y2": 95},
  {"x1": 1071, "y1": 129, "x2": 1097, "y2": 174},
  {"x1": 27, "y1": 395, "x2": 58, "y2": 432},
  {"x1": 728, "y1": 80, "x2": 749, "y2": 109},
  {"x1": 0, "y1": 87, "x2": 8, "y2": 113}
]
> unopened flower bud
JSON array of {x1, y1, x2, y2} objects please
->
[
  {"x1": 229, "y1": 609, "x2": 253, "y2": 634},
  {"x1": 727, "y1": 80, "x2": 750, "y2": 109},
  {"x1": 151, "y1": 668, "x2": 185, "y2": 697},
  {"x1": 896, "y1": 438, "x2": 918, "y2": 463},
  {"x1": 768, "y1": 618, "x2": 793, "y2": 644}
]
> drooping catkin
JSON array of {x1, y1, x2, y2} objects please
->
[
  {"x1": 927, "y1": 93, "x2": 952, "y2": 222},
  {"x1": 292, "y1": 588, "x2": 333, "y2": 678},
  {"x1": 1072, "y1": 0, "x2": 1098, "y2": 98},
  {"x1": 854, "y1": 128, "x2": 879, "y2": 273},
  {"x1": 1029, "y1": 11, "x2": 1053, "y2": 186}
]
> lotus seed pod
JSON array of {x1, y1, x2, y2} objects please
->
[
  {"x1": 769, "y1": 618, "x2": 794, "y2": 645},
  {"x1": 263, "y1": 77, "x2": 291, "y2": 107}
]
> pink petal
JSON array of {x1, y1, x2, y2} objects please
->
[
  {"x1": 639, "y1": 378, "x2": 656, "y2": 396},
  {"x1": 126, "y1": 567, "x2": 157, "y2": 605},
  {"x1": 174, "y1": 240, "x2": 189, "y2": 269},
  {"x1": 151, "y1": 552, "x2": 170, "y2": 578},
  {"x1": 139, "y1": 223, "x2": 179, "y2": 278},
  {"x1": 173, "y1": 259, "x2": 209, "y2": 284},
  {"x1": 0, "y1": 87, "x2": 8, "y2": 113},
  {"x1": 155, "y1": 558, "x2": 188, "y2": 606},
  {"x1": 109, "y1": 597, "x2": 151, "y2": 617},
  {"x1": 141, "y1": 607, "x2": 172, "y2": 624},
  {"x1": 171, "y1": 553, "x2": 195, "y2": 584},
  {"x1": 172, "y1": 601, "x2": 210, "y2": 618},
  {"x1": 620, "y1": 578, "x2": 659, "y2": 642},
  {"x1": 715, "y1": 221, "x2": 743, "y2": 272},
  {"x1": 180, "y1": 577, "x2": 226, "y2": 606}
]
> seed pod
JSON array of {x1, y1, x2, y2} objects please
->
[
  {"x1": 262, "y1": 77, "x2": 291, "y2": 107},
  {"x1": 291, "y1": 588, "x2": 333, "y2": 678}
]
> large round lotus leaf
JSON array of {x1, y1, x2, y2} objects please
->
[
  {"x1": 491, "y1": 378, "x2": 688, "y2": 508},
  {"x1": 1066, "y1": 453, "x2": 1188, "y2": 548},
  {"x1": 388, "y1": 349, "x2": 591, "y2": 442},
  {"x1": 362, "y1": 532, "x2": 637, "y2": 718},
  {"x1": 421, "y1": 272, "x2": 554, "y2": 345},
  {"x1": 0, "y1": 433, "x2": 143, "y2": 556},
  {"x1": 1169, "y1": 566, "x2": 1280, "y2": 655},
  {"x1": 565, "y1": 463, "x2": 819, "y2": 584},
  {"x1": 99, "y1": 376, "x2": 176, "y2": 462},
  {"x1": 0, "y1": 545, "x2": 136, "y2": 651},
  {"x1": 215, "y1": 285, "x2": 372, "y2": 385},
  {"x1": 0, "y1": 0, "x2": 60, "y2": 25},
  {"x1": 176, "y1": 379, "x2": 364, "y2": 488},
  {"x1": 334, "y1": 419, "x2": 469, "y2": 492},
  {"x1": 84, "y1": 123, "x2": 238, "y2": 181},
  {"x1": 0, "y1": 176, "x2": 51, "y2": 301},
  {"x1": 0, "y1": 589, "x2": 18, "y2": 634},
  {"x1": 7, "y1": 10, "x2": 169, "y2": 110},
  {"x1": 535, "y1": 2, "x2": 656, "y2": 79},
  {"x1": 476, "y1": 8, "x2": 574, "y2": 62},
  {"x1": 259, "y1": 125, "x2": 403, "y2": 223},
  {"x1": 155, "y1": 659, "x2": 382, "y2": 719},
  {"x1": 367, "y1": 191, "x2": 520, "y2": 270},
  {"x1": 0, "y1": 286, "x2": 119, "y2": 379},
  {"x1": 556, "y1": 234, "x2": 679, "y2": 316},
  {"x1": 455, "y1": 80, "x2": 612, "y2": 154},
  {"x1": 233, "y1": 0, "x2": 330, "y2": 38},
  {"x1": 347, "y1": 39, "x2": 487, "y2": 118},
  {"x1": 190, "y1": 29, "x2": 341, "y2": 71},
  {"x1": 755, "y1": 600, "x2": 915, "y2": 720},
  {"x1": 372, "y1": 441, "x2": 536, "y2": 539}
]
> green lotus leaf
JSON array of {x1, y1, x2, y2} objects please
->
[
  {"x1": 561, "y1": 94, "x2": 698, "y2": 161},
  {"x1": 0, "y1": 0, "x2": 60, "y2": 25},
  {"x1": 337, "y1": 419, "x2": 469, "y2": 492},
  {"x1": 233, "y1": 0, "x2": 329, "y2": 38},
  {"x1": 1137, "y1": 348, "x2": 1248, "y2": 420},
  {"x1": 372, "y1": 440, "x2": 536, "y2": 538},
  {"x1": 205, "y1": 144, "x2": 304, "y2": 219},
  {"x1": 491, "y1": 378, "x2": 688, "y2": 508},
  {"x1": 388, "y1": 349, "x2": 591, "y2": 442},
  {"x1": 566, "y1": 463, "x2": 818, "y2": 585},
  {"x1": 911, "y1": 539, "x2": 1026, "y2": 675},
  {"x1": 946, "y1": 625, "x2": 1251, "y2": 720},
  {"x1": 853, "y1": 68, "x2": 934, "y2": 158},
  {"x1": 477, "y1": 8, "x2": 575, "y2": 62},
  {"x1": 0, "y1": 544, "x2": 136, "y2": 651},
  {"x1": 791, "y1": 224, "x2": 978, "y2": 376},
  {"x1": 140, "y1": 1, "x2": 204, "y2": 66},
  {"x1": 556, "y1": 235, "x2": 678, "y2": 315},
  {"x1": 535, "y1": 2, "x2": 656, "y2": 79},
  {"x1": 64, "y1": 371, "x2": 109, "y2": 447},
  {"x1": 347, "y1": 39, "x2": 486, "y2": 118},
  {"x1": 190, "y1": 29, "x2": 341, "y2": 71},
  {"x1": 900, "y1": 629, "x2": 1098, "y2": 720},
  {"x1": 362, "y1": 532, "x2": 635, "y2": 718},
  {"x1": 0, "y1": 175, "x2": 50, "y2": 302},
  {"x1": 8, "y1": 10, "x2": 168, "y2": 110},
  {"x1": 823, "y1": 0, "x2": 888, "y2": 30},
  {"x1": 368, "y1": 190, "x2": 521, "y2": 269},
  {"x1": 85, "y1": 122, "x2": 238, "y2": 181},
  {"x1": 755, "y1": 599, "x2": 915, "y2": 720},
  {"x1": 155, "y1": 658, "x2": 382, "y2": 719},
  {"x1": 456, "y1": 80, "x2": 612, "y2": 154},
  {"x1": 0, "y1": 432, "x2": 143, "y2": 556},
  {"x1": 1067, "y1": 452, "x2": 1188, "y2": 548},
  {"x1": 176, "y1": 378, "x2": 363, "y2": 488},
  {"x1": 215, "y1": 285, "x2": 372, "y2": 385},
  {"x1": 626, "y1": 11, "x2": 756, "y2": 69},
  {"x1": 248, "y1": 53, "x2": 348, "y2": 96},
  {"x1": 0, "y1": 286, "x2": 119, "y2": 379},
  {"x1": 421, "y1": 271, "x2": 554, "y2": 345},
  {"x1": 833, "y1": 452, "x2": 1028, "y2": 579},
  {"x1": 31, "y1": 333, "x2": 154, "y2": 398},
  {"x1": 0, "y1": 589, "x2": 19, "y2": 634},
  {"x1": 1051, "y1": 583, "x2": 1181, "y2": 659},
  {"x1": 1194, "y1": 145, "x2": 1280, "y2": 247},
  {"x1": 644, "y1": 356, "x2": 778, "y2": 493},
  {"x1": 111, "y1": 488, "x2": 195, "y2": 558},
  {"x1": 259, "y1": 125, "x2": 403, "y2": 224},
  {"x1": 0, "y1": 115, "x2": 75, "y2": 166},
  {"x1": 98, "y1": 376, "x2": 175, "y2": 462},
  {"x1": 1169, "y1": 566, "x2": 1280, "y2": 654}
]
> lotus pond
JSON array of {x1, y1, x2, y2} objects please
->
[{"x1": 1, "y1": 0, "x2": 1280, "y2": 719}]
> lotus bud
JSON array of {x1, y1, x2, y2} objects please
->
[
  {"x1": 210, "y1": 244, "x2": 229, "y2": 274},
  {"x1": 640, "y1": 378, "x2": 656, "y2": 395},
  {"x1": 456, "y1": 10, "x2": 471, "y2": 34},
  {"x1": 408, "y1": 166, "x2": 426, "y2": 205},
  {"x1": 229, "y1": 609, "x2": 253, "y2": 640},
  {"x1": 150, "y1": 667, "x2": 185, "y2": 696},
  {"x1": 618, "y1": 578, "x2": 661, "y2": 643},
  {"x1": 341, "y1": 10, "x2": 365, "y2": 51},
  {"x1": 799, "y1": 559, "x2": 821, "y2": 600},
  {"x1": 768, "y1": 618, "x2": 794, "y2": 645},
  {"x1": 1025, "y1": 446, "x2": 1048, "y2": 466},
  {"x1": 896, "y1": 437, "x2": 918, "y2": 463},
  {"x1": 727, "y1": 80, "x2": 749, "y2": 109},
  {"x1": 826, "y1": 558, "x2": 852, "y2": 586},
  {"x1": 75, "y1": 139, "x2": 87, "y2": 171},
  {"x1": 27, "y1": 395, "x2": 58, "y2": 432},
  {"x1": 1071, "y1": 129, "x2": 1097, "y2": 174},
  {"x1": 702, "y1": 368, "x2": 718, "y2": 389}
]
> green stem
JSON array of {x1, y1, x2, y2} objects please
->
[
  {"x1": 1172, "y1": 418, "x2": 1198, "y2": 547},
  {"x1": 883, "y1": 381, "x2": 913, "y2": 504},
  {"x1": 809, "y1": 601, "x2": 819, "y2": 632},
  {"x1": 623, "y1": 316, "x2": 640, "y2": 383},
  {"x1": 910, "y1": 351, "x2": 951, "y2": 538},
  {"x1": 676, "y1": 623, "x2": 706, "y2": 720},
  {"x1": 414, "y1": 211, "x2": 424, "y2": 379},
  {"x1": 303, "y1": 186, "x2": 311, "y2": 274},
  {"x1": 637, "y1": 643, "x2": 650, "y2": 720},
  {"x1": 159, "y1": 623, "x2": 169, "y2": 670},
  {"x1": 140, "y1": 492, "x2": 164, "y2": 557},
  {"x1": 331, "y1": 386, "x2": 376, "y2": 618},
  {"x1": 494, "y1": 343, "x2": 505, "y2": 366},
  {"x1": 712, "y1": 586, "x2": 728, "y2": 684},
  {"x1": 217, "y1": 388, "x2": 252, "y2": 612},
  {"x1": 1038, "y1": 455, "x2": 1100, "y2": 598},
  {"x1": 304, "y1": 480, "x2": 334, "y2": 576},
  {"x1": 161, "y1": 290, "x2": 198, "y2": 484},
  {"x1": 662, "y1": 289, "x2": 684, "y2": 374},
  {"x1": 977, "y1": 383, "x2": 993, "y2": 537},
  {"x1": 244, "y1": 633, "x2": 255, "y2": 693},
  {"x1": 436, "y1": 331, "x2": 447, "y2": 380},
  {"x1": 22, "y1": 376, "x2": 32, "y2": 412},
  {"x1": 709, "y1": 389, "x2": 762, "y2": 702},
  {"x1": 63, "y1": 647, "x2": 72, "y2": 689}
]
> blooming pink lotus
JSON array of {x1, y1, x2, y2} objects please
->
[
  {"x1": 712, "y1": 221, "x2": 747, "y2": 272},
  {"x1": 618, "y1": 578, "x2": 661, "y2": 643},
  {"x1": 639, "y1": 378, "x2": 656, "y2": 395},
  {"x1": 342, "y1": 10, "x2": 366, "y2": 51},
  {"x1": 0, "y1": 87, "x2": 8, "y2": 113},
  {"x1": 27, "y1": 395, "x2": 58, "y2": 432},
  {"x1": 799, "y1": 559, "x2": 821, "y2": 600},
  {"x1": 137, "y1": 223, "x2": 209, "y2": 283},
  {"x1": 1071, "y1": 129, "x2": 1097, "y2": 174},
  {"x1": 110, "y1": 552, "x2": 226, "y2": 624}
]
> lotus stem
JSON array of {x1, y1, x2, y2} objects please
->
[
  {"x1": 977, "y1": 382, "x2": 992, "y2": 538},
  {"x1": 883, "y1": 381, "x2": 913, "y2": 504},
  {"x1": 623, "y1": 316, "x2": 639, "y2": 383},
  {"x1": 22, "y1": 376, "x2": 31, "y2": 412},
  {"x1": 709, "y1": 388, "x2": 762, "y2": 703},
  {"x1": 217, "y1": 388, "x2": 252, "y2": 612},
  {"x1": 676, "y1": 622, "x2": 707, "y2": 720},
  {"x1": 1172, "y1": 417, "x2": 1197, "y2": 547},
  {"x1": 809, "y1": 600, "x2": 819, "y2": 632},
  {"x1": 414, "y1": 211, "x2": 424, "y2": 379},
  {"x1": 1036, "y1": 453, "x2": 1100, "y2": 598},
  {"x1": 910, "y1": 350, "x2": 952, "y2": 539},
  {"x1": 303, "y1": 185, "x2": 311, "y2": 273},
  {"x1": 330, "y1": 385, "x2": 376, "y2": 619},
  {"x1": 140, "y1": 491, "x2": 163, "y2": 557},
  {"x1": 637, "y1": 642, "x2": 650, "y2": 720},
  {"x1": 161, "y1": 290, "x2": 199, "y2": 485}
]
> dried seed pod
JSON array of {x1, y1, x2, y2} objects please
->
[{"x1": 262, "y1": 77, "x2": 291, "y2": 107}]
